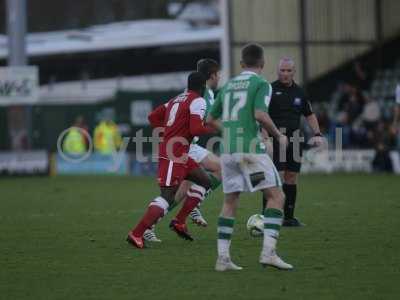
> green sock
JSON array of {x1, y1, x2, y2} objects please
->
[
  {"x1": 208, "y1": 172, "x2": 221, "y2": 191},
  {"x1": 217, "y1": 216, "x2": 235, "y2": 257},
  {"x1": 168, "y1": 201, "x2": 178, "y2": 212},
  {"x1": 263, "y1": 208, "x2": 283, "y2": 240},
  {"x1": 199, "y1": 173, "x2": 221, "y2": 204}
]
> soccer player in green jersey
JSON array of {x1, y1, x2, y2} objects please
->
[
  {"x1": 208, "y1": 43, "x2": 293, "y2": 271},
  {"x1": 185, "y1": 59, "x2": 222, "y2": 225}
]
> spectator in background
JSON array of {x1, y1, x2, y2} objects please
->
[
  {"x1": 352, "y1": 61, "x2": 371, "y2": 92},
  {"x1": 352, "y1": 95, "x2": 381, "y2": 148},
  {"x1": 336, "y1": 83, "x2": 353, "y2": 112},
  {"x1": 372, "y1": 142, "x2": 393, "y2": 172},
  {"x1": 75, "y1": 115, "x2": 89, "y2": 147},
  {"x1": 7, "y1": 107, "x2": 30, "y2": 150},
  {"x1": 367, "y1": 120, "x2": 393, "y2": 149},
  {"x1": 336, "y1": 83, "x2": 365, "y2": 120},
  {"x1": 343, "y1": 84, "x2": 364, "y2": 124},
  {"x1": 392, "y1": 84, "x2": 400, "y2": 150},
  {"x1": 360, "y1": 95, "x2": 381, "y2": 130},
  {"x1": 333, "y1": 111, "x2": 352, "y2": 148},
  {"x1": 94, "y1": 115, "x2": 122, "y2": 155},
  {"x1": 329, "y1": 61, "x2": 400, "y2": 151},
  {"x1": 63, "y1": 116, "x2": 87, "y2": 155}
]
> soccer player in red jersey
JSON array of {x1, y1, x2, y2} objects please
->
[{"x1": 127, "y1": 72, "x2": 216, "y2": 249}]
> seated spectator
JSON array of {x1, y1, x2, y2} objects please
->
[
  {"x1": 316, "y1": 109, "x2": 330, "y2": 134},
  {"x1": 369, "y1": 121, "x2": 396, "y2": 149},
  {"x1": 331, "y1": 111, "x2": 352, "y2": 148},
  {"x1": 344, "y1": 86, "x2": 364, "y2": 124},
  {"x1": 360, "y1": 95, "x2": 381, "y2": 130},
  {"x1": 352, "y1": 61, "x2": 371, "y2": 92}
]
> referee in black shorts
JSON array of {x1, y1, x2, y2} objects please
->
[{"x1": 262, "y1": 57, "x2": 324, "y2": 227}]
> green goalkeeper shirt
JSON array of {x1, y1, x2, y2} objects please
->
[{"x1": 209, "y1": 71, "x2": 272, "y2": 154}]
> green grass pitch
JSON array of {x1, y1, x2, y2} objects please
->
[{"x1": 1, "y1": 174, "x2": 399, "y2": 299}]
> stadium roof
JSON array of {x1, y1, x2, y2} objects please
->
[
  {"x1": 39, "y1": 71, "x2": 190, "y2": 105},
  {"x1": 0, "y1": 19, "x2": 221, "y2": 59}
]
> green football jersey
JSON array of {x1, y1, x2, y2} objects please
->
[
  {"x1": 203, "y1": 87, "x2": 215, "y2": 119},
  {"x1": 192, "y1": 87, "x2": 215, "y2": 144},
  {"x1": 209, "y1": 71, "x2": 272, "y2": 154}
]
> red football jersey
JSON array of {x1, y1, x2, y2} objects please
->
[{"x1": 159, "y1": 90, "x2": 207, "y2": 162}]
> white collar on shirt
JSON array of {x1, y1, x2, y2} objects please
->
[{"x1": 240, "y1": 71, "x2": 258, "y2": 76}]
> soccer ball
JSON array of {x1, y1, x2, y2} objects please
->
[{"x1": 246, "y1": 214, "x2": 264, "y2": 237}]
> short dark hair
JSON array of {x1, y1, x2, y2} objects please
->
[
  {"x1": 197, "y1": 58, "x2": 220, "y2": 80},
  {"x1": 241, "y1": 43, "x2": 264, "y2": 67},
  {"x1": 187, "y1": 71, "x2": 206, "y2": 93}
]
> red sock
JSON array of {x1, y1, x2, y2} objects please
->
[
  {"x1": 132, "y1": 205, "x2": 164, "y2": 237},
  {"x1": 175, "y1": 196, "x2": 201, "y2": 224}
]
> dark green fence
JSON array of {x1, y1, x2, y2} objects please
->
[{"x1": 27, "y1": 89, "x2": 180, "y2": 152}]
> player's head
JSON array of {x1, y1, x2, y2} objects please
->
[
  {"x1": 240, "y1": 43, "x2": 265, "y2": 73},
  {"x1": 187, "y1": 71, "x2": 206, "y2": 96},
  {"x1": 197, "y1": 58, "x2": 220, "y2": 90},
  {"x1": 277, "y1": 57, "x2": 296, "y2": 86}
]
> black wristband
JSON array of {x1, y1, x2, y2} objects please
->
[{"x1": 314, "y1": 133, "x2": 323, "y2": 137}]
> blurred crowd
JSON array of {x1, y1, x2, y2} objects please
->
[{"x1": 309, "y1": 62, "x2": 399, "y2": 152}]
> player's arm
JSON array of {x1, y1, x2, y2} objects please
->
[
  {"x1": 148, "y1": 103, "x2": 167, "y2": 128},
  {"x1": 206, "y1": 116, "x2": 222, "y2": 132},
  {"x1": 206, "y1": 90, "x2": 223, "y2": 131},
  {"x1": 306, "y1": 114, "x2": 324, "y2": 147},
  {"x1": 260, "y1": 128, "x2": 270, "y2": 144},
  {"x1": 254, "y1": 81, "x2": 287, "y2": 145},
  {"x1": 189, "y1": 97, "x2": 216, "y2": 136},
  {"x1": 255, "y1": 110, "x2": 286, "y2": 145},
  {"x1": 305, "y1": 114, "x2": 321, "y2": 135},
  {"x1": 301, "y1": 96, "x2": 321, "y2": 134},
  {"x1": 302, "y1": 96, "x2": 324, "y2": 146}
]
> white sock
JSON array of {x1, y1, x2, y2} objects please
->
[
  {"x1": 217, "y1": 239, "x2": 231, "y2": 258},
  {"x1": 263, "y1": 235, "x2": 277, "y2": 253},
  {"x1": 263, "y1": 208, "x2": 282, "y2": 254},
  {"x1": 149, "y1": 196, "x2": 169, "y2": 216}
]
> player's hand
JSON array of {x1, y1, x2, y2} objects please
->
[
  {"x1": 310, "y1": 135, "x2": 324, "y2": 147},
  {"x1": 278, "y1": 134, "x2": 289, "y2": 149}
]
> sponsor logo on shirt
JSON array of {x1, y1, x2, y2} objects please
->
[
  {"x1": 275, "y1": 91, "x2": 282, "y2": 95},
  {"x1": 294, "y1": 97, "x2": 302, "y2": 106}
]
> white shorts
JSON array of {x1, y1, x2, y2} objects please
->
[
  {"x1": 220, "y1": 153, "x2": 281, "y2": 194},
  {"x1": 189, "y1": 144, "x2": 210, "y2": 163}
]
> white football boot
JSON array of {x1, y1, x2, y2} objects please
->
[
  {"x1": 143, "y1": 226, "x2": 162, "y2": 243},
  {"x1": 215, "y1": 256, "x2": 243, "y2": 272},
  {"x1": 259, "y1": 249, "x2": 293, "y2": 270},
  {"x1": 189, "y1": 207, "x2": 208, "y2": 227}
]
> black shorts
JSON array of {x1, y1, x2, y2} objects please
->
[{"x1": 272, "y1": 138, "x2": 304, "y2": 173}]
